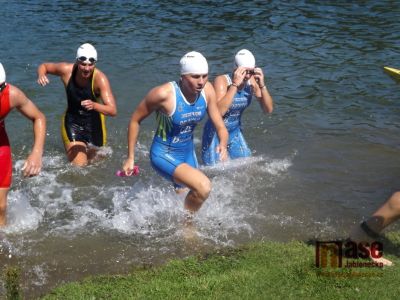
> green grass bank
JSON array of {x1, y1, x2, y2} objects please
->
[{"x1": 42, "y1": 233, "x2": 400, "y2": 299}]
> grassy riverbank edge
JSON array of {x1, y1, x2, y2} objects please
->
[{"x1": 42, "y1": 234, "x2": 400, "y2": 299}]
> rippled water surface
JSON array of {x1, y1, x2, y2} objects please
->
[{"x1": 1, "y1": 1, "x2": 400, "y2": 298}]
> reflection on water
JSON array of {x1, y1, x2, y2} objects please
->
[{"x1": 1, "y1": 0, "x2": 400, "y2": 298}]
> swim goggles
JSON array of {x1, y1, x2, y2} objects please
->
[
  {"x1": 246, "y1": 68, "x2": 256, "y2": 75},
  {"x1": 77, "y1": 56, "x2": 97, "y2": 64}
]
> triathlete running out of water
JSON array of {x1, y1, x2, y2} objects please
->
[
  {"x1": 122, "y1": 51, "x2": 228, "y2": 214},
  {"x1": 37, "y1": 43, "x2": 117, "y2": 166},
  {"x1": 201, "y1": 49, "x2": 274, "y2": 165},
  {"x1": 0, "y1": 62, "x2": 46, "y2": 226}
]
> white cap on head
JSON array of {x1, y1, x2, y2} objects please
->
[
  {"x1": 180, "y1": 51, "x2": 208, "y2": 75},
  {"x1": 234, "y1": 49, "x2": 255, "y2": 68},
  {"x1": 0, "y1": 63, "x2": 5, "y2": 84},
  {"x1": 76, "y1": 43, "x2": 98, "y2": 61}
]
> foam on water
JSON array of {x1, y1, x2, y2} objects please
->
[
  {"x1": 3, "y1": 154, "x2": 294, "y2": 241},
  {"x1": 197, "y1": 155, "x2": 294, "y2": 243},
  {"x1": 107, "y1": 183, "x2": 184, "y2": 236},
  {"x1": 5, "y1": 190, "x2": 43, "y2": 233},
  {"x1": 29, "y1": 264, "x2": 48, "y2": 287},
  {"x1": 262, "y1": 156, "x2": 294, "y2": 176},
  {"x1": 0, "y1": 151, "x2": 294, "y2": 295}
]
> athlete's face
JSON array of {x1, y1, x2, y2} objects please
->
[
  {"x1": 181, "y1": 73, "x2": 208, "y2": 93},
  {"x1": 243, "y1": 68, "x2": 255, "y2": 81},
  {"x1": 77, "y1": 60, "x2": 96, "y2": 78}
]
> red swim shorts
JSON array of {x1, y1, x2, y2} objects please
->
[{"x1": 0, "y1": 144, "x2": 12, "y2": 188}]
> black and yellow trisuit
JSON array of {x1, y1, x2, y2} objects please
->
[{"x1": 62, "y1": 65, "x2": 106, "y2": 147}]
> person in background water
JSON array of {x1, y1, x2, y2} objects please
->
[
  {"x1": 37, "y1": 43, "x2": 117, "y2": 166},
  {"x1": 0, "y1": 63, "x2": 46, "y2": 227},
  {"x1": 202, "y1": 49, "x2": 274, "y2": 165},
  {"x1": 122, "y1": 51, "x2": 228, "y2": 216},
  {"x1": 349, "y1": 191, "x2": 400, "y2": 266}
]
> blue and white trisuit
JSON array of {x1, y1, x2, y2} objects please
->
[
  {"x1": 150, "y1": 81, "x2": 207, "y2": 185},
  {"x1": 202, "y1": 74, "x2": 252, "y2": 165}
]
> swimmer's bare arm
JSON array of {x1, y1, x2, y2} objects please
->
[
  {"x1": 37, "y1": 62, "x2": 72, "y2": 87},
  {"x1": 81, "y1": 71, "x2": 117, "y2": 116},
  {"x1": 122, "y1": 83, "x2": 172, "y2": 173},
  {"x1": 214, "y1": 67, "x2": 247, "y2": 116},
  {"x1": 10, "y1": 85, "x2": 46, "y2": 177},
  {"x1": 205, "y1": 82, "x2": 228, "y2": 161},
  {"x1": 252, "y1": 68, "x2": 273, "y2": 113}
]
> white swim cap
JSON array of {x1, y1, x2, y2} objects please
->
[
  {"x1": 234, "y1": 49, "x2": 256, "y2": 68},
  {"x1": 76, "y1": 43, "x2": 98, "y2": 62},
  {"x1": 180, "y1": 51, "x2": 208, "y2": 75},
  {"x1": 0, "y1": 63, "x2": 5, "y2": 84}
]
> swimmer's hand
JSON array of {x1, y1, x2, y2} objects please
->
[
  {"x1": 116, "y1": 166, "x2": 139, "y2": 177},
  {"x1": 122, "y1": 158, "x2": 136, "y2": 176},
  {"x1": 22, "y1": 153, "x2": 42, "y2": 177},
  {"x1": 216, "y1": 145, "x2": 228, "y2": 161},
  {"x1": 81, "y1": 100, "x2": 96, "y2": 111},
  {"x1": 253, "y1": 67, "x2": 265, "y2": 88},
  {"x1": 232, "y1": 66, "x2": 247, "y2": 86},
  {"x1": 37, "y1": 75, "x2": 50, "y2": 87}
]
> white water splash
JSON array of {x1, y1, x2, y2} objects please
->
[
  {"x1": 4, "y1": 191, "x2": 44, "y2": 234},
  {"x1": 0, "y1": 152, "x2": 294, "y2": 268}
]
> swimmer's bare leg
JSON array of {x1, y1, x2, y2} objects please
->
[
  {"x1": 175, "y1": 187, "x2": 189, "y2": 195},
  {"x1": 349, "y1": 192, "x2": 400, "y2": 266},
  {"x1": 173, "y1": 164, "x2": 211, "y2": 240},
  {"x1": 64, "y1": 141, "x2": 89, "y2": 167},
  {"x1": 0, "y1": 188, "x2": 9, "y2": 227},
  {"x1": 173, "y1": 163, "x2": 211, "y2": 213},
  {"x1": 87, "y1": 145, "x2": 107, "y2": 164}
]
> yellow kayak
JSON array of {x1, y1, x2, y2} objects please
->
[{"x1": 384, "y1": 66, "x2": 400, "y2": 80}]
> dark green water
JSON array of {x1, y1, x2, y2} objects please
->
[{"x1": 1, "y1": 1, "x2": 400, "y2": 298}]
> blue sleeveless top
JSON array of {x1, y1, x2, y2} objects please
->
[
  {"x1": 201, "y1": 75, "x2": 253, "y2": 165},
  {"x1": 222, "y1": 74, "x2": 253, "y2": 131},
  {"x1": 153, "y1": 81, "x2": 208, "y2": 148}
]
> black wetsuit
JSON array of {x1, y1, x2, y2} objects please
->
[{"x1": 62, "y1": 66, "x2": 106, "y2": 147}]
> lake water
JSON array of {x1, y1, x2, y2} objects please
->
[{"x1": 1, "y1": 1, "x2": 400, "y2": 298}]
